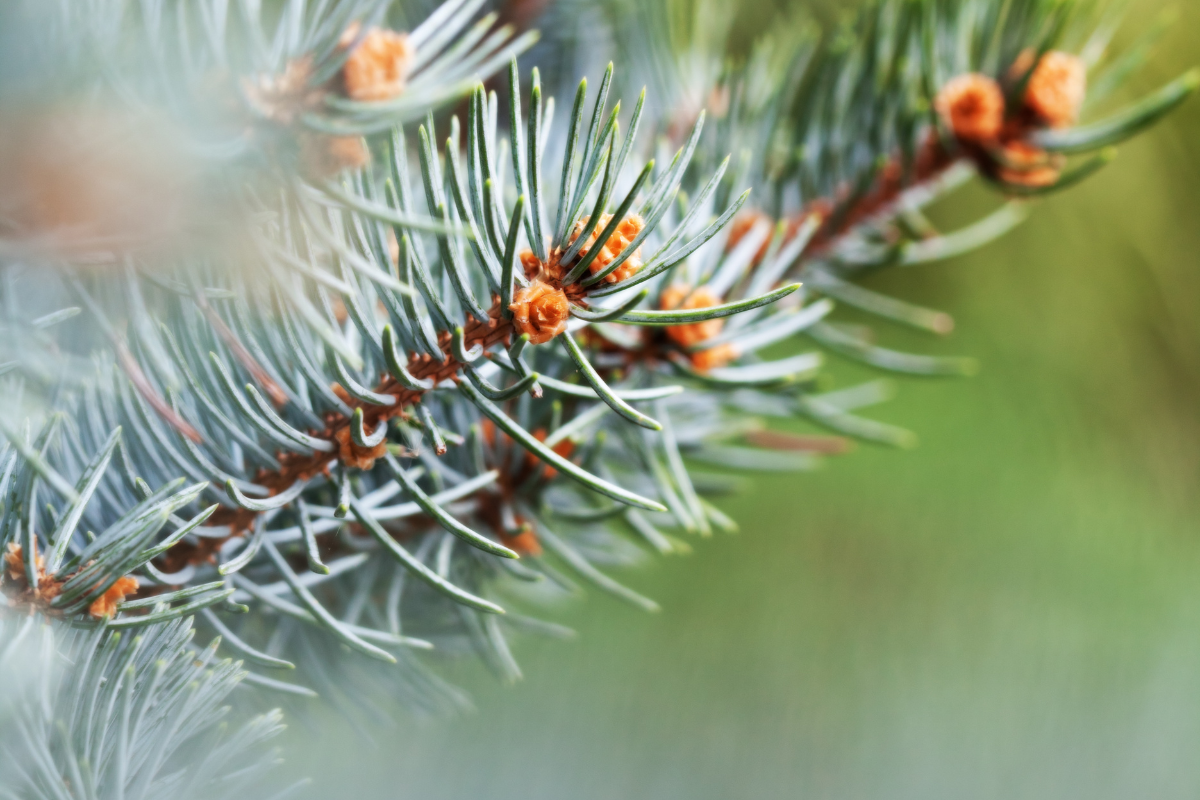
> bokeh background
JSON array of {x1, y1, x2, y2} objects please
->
[{"x1": 287, "y1": 1, "x2": 1200, "y2": 796}]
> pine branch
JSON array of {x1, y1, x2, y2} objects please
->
[
  {"x1": 203, "y1": 301, "x2": 515, "y2": 542},
  {"x1": 0, "y1": 0, "x2": 1195, "y2": 795}
]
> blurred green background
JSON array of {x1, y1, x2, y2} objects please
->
[{"x1": 287, "y1": 2, "x2": 1200, "y2": 796}]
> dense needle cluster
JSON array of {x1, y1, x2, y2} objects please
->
[
  {"x1": 0, "y1": 0, "x2": 1195, "y2": 796},
  {"x1": 341, "y1": 25, "x2": 416, "y2": 102},
  {"x1": 934, "y1": 50, "x2": 1089, "y2": 188}
]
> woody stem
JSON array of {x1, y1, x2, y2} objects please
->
[{"x1": 170, "y1": 299, "x2": 512, "y2": 565}]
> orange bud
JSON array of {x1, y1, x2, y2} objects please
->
[
  {"x1": 996, "y1": 140, "x2": 1062, "y2": 188},
  {"x1": 530, "y1": 428, "x2": 575, "y2": 481},
  {"x1": 690, "y1": 343, "x2": 738, "y2": 372},
  {"x1": 242, "y1": 55, "x2": 320, "y2": 125},
  {"x1": 727, "y1": 211, "x2": 766, "y2": 249},
  {"x1": 1025, "y1": 51, "x2": 1086, "y2": 128},
  {"x1": 500, "y1": 528, "x2": 542, "y2": 556},
  {"x1": 334, "y1": 424, "x2": 389, "y2": 470},
  {"x1": 518, "y1": 248, "x2": 543, "y2": 280},
  {"x1": 481, "y1": 418, "x2": 497, "y2": 447},
  {"x1": 88, "y1": 575, "x2": 139, "y2": 619},
  {"x1": 342, "y1": 28, "x2": 415, "y2": 102},
  {"x1": 568, "y1": 214, "x2": 644, "y2": 284},
  {"x1": 935, "y1": 73, "x2": 1006, "y2": 143},
  {"x1": 3, "y1": 541, "x2": 28, "y2": 582},
  {"x1": 661, "y1": 285, "x2": 724, "y2": 348},
  {"x1": 509, "y1": 280, "x2": 570, "y2": 344}
]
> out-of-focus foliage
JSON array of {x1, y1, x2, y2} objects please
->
[{"x1": 0, "y1": 0, "x2": 1195, "y2": 796}]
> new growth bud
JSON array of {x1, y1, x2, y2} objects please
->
[
  {"x1": 342, "y1": 27, "x2": 417, "y2": 102},
  {"x1": 569, "y1": 214, "x2": 645, "y2": 283},
  {"x1": 1025, "y1": 51, "x2": 1087, "y2": 129},
  {"x1": 510, "y1": 280, "x2": 570, "y2": 344},
  {"x1": 935, "y1": 73, "x2": 1005, "y2": 142},
  {"x1": 661, "y1": 285, "x2": 738, "y2": 371}
]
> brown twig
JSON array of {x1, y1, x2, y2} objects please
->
[
  {"x1": 194, "y1": 295, "x2": 290, "y2": 407},
  {"x1": 168, "y1": 299, "x2": 513, "y2": 564},
  {"x1": 116, "y1": 341, "x2": 204, "y2": 444}
]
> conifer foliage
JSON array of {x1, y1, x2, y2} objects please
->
[{"x1": 0, "y1": 0, "x2": 1194, "y2": 794}]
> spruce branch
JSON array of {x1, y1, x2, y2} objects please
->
[{"x1": 0, "y1": 0, "x2": 1195, "y2": 795}]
